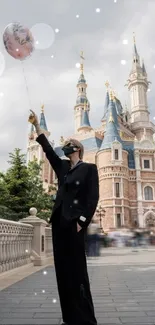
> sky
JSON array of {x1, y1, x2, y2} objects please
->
[{"x1": 0, "y1": 0, "x2": 155, "y2": 171}]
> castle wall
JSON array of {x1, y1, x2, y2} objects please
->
[{"x1": 96, "y1": 148, "x2": 133, "y2": 230}]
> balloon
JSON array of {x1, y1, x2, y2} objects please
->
[
  {"x1": 3, "y1": 22, "x2": 34, "y2": 60},
  {"x1": 30, "y1": 23, "x2": 55, "y2": 50}
]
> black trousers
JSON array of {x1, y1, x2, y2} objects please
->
[{"x1": 52, "y1": 214, "x2": 97, "y2": 325}]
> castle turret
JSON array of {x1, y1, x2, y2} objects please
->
[
  {"x1": 77, "y1": 101, "x2": 92, "y2": 133},
  {"x1": 126, "y1": 34, "x2": 150, "y2": 124},
  {"x1": 100, "y1": 92, "x2": 122, "y2": 150},
  {"x1": 97, "y1": 91, "x2": 131, "y2": 230},
  {"x1": 74, "y1": 51, "x2": 90, "y2": 133},
  {"x1": 40, "y1": 105, "x2": 48, "y2": 131}
]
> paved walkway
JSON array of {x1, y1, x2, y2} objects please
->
[{"x1": 0, "y1": 249, "x2": 155, "y2": 324}]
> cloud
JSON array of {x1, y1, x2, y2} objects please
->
[{"x1": 0, "y1": 0, "x2": 155, "y2": 171}]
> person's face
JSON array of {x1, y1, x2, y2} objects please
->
[{"x1": 62, "y1": 141, "x2": 80, "y2": 158}]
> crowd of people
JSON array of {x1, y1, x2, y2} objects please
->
[{"x1": 86, "y1": 220, "x2": 155, "y2": 257}]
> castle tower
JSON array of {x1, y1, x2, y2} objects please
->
[
  {"x1": 77, "y1": 101, "x2": 92, "y2": 133},
  {"x1": 97, "y1": 92, "x2": 130, "y2": 230},
  {"x1": 27, "y1": 105, "x2": 53, "y2": 190},
  {"x1": 127, "y1": 34, "x2": 150, "y2": 124},
  {"x1": 74, "y1": 51, "x2": 90, "y2": 133},
  {"x1": 101, "y1": 81, "x2": 110, "y2": 122}
]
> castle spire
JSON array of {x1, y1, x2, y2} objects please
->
[
  {"x1": 133, "y1": 32, "x2": 138, "y2": 57},
  {"x1": 80, "y1": 51, "x2": 85, "y2": 74},
  {"x1": 101, "y1": 81, "x2": 110, "y2": 121},
  {"x1": 132, "y1": 32, "x2": 141, "y2": 69},
  {"x1": 126, "y1": 34, "x2": 150, "y2": 124},
  {"x1": 40, "y1": 105, "x2": 48, "y2": 131},
  {"x1": 142, "y1": 58, "x2": 147, "y2": 75},
  {"x1": 79, "y1": 101, "x2": 92, "y2": 129},
  {"x1": 100, "y1": 96, "x2": 122, "y2": 150},
  {"x1": 74, "y1": 51, "x2": 90, "y2": 133}
]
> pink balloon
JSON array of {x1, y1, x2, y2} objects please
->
[{"x1": 3, "y1": 22, "x2": 34, "y2": 60}]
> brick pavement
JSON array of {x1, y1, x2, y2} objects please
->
[{"x1": 1, "y1": 251, "x2": 155, "y2": 324}]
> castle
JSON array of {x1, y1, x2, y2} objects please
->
[{"x1": 27, "y1": 37, "x2": 155, "y2": 231}]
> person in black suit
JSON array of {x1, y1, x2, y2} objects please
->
[{"x1": 28, "y1": 110, "x2": 99, "y2": 325}]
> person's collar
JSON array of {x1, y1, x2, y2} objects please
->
[{"x1": 70, "y1": 160, "x2": 82, "y2": 169}]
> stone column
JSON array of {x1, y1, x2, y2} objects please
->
[
  {"x1": 135, "y1": 151, "x2": 143, "y2": 227},
  {"x1": 21, "y1": 208, "x2": 49, "y2": 266}
]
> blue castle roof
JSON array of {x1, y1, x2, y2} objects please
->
[
  {"x1": 123, "y1": 142, "x2": 135, "y2": 169},
  {"x1": 76, "y1": 96, "x2": 88, "y2": 105},
  {"x1": 115, "y1": 97, "x2": 123, "y2": 116},
  {"x1": 40, "y1": 112, "x2": 48, "y2": 131},
  {"x1": 101, "y1": 91, "x2": 109, "y2": 120},
  {"x1": 142, "y1": 61, "x2": 147, "y2": 75},
  {"x1": 100, "y1": 98, "x2": 122, "y2": 150},
  {"x1": 78, "y1": 73, "x2": 86, "y2": 84},
  {"x1": 81, "y1": 110, "x2": 91, "y2": 128}
]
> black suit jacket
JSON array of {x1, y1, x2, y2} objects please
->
[{"x1": 36, "y1": 134, "x2": 99, "y2": 227}]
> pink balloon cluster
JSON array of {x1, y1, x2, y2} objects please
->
[{"x1": 3, "y1": 22, "x2": 34, "y2": 60}]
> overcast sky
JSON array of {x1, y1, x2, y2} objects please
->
[{"x1": 0, "y1": 0, "x2": 155, "y2": 171}]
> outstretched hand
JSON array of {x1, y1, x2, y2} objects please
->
[{"x1": 28, "y1": 110, "x2": 38, "y2": 126}]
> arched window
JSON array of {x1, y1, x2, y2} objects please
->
[{"x1": 144, "y1": 186, "x2": 153, "y2": 200}]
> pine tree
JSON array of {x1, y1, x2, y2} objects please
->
[
  {"x1": 27, "y1": 159, "x2": 54, "y2": 221},
  {"x1": 0, "y1": 149, "x2": 30, "y2": 219},
  {"x1": 0, "y1": 149, "x2": 55, "y2": 222}
]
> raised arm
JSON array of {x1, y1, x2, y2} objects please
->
[{"x1": 28, "y1": 110, "x2": 62, "y2": 177}]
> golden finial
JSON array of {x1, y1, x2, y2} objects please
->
[
  {"x1": 105, "y1": 80, "x2": 109, "y2": 89},
  {"x1": 80, "y1": 50, "x2": 85, "y2": 73},
  {"x1": 108, "y1": 111, "x2": 114, "y2": 123},
  {"x1": 109, "y1": 89, "x2": 114, "y2": 100},
  {"x1": 41, "y1": 104, "x2": 44, "y2": 113},
  {"x1": 113, "y1": 89, "x2": 117, "y2": 99},
  {"x1": 133, "y1": 32, "x2": 136, "y2": 44}
]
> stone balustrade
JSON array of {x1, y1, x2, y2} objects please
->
[
  {"x1": 45, "y1": 226, "x2": 53, "y2": 257},
  {"x1": 0, "y1": 208, "x2": 53, "y2": 274},
  {"x1": 0, "y1": 219, "x2": 33, "y2": 273}
]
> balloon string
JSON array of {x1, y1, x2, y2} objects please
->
[{"x1": 21, "y1": 61, "x2": 32, "y2": 110}]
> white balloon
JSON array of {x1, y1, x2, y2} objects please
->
[{"x1": 31, "y1": 23, "x2": 55, "y2": 50}]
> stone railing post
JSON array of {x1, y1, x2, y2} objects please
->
[{"x1": 20, "y1": 208, "x2": 48, "y2": 266}]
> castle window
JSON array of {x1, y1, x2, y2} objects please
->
[
  {"x1": 116, "y1": 214, "x2": 121, "y2": 228},
  {"x1": 142, "y1": 157, "x2": 152, "y2": 170},
  {"x1": 82, "y1": 87, "x2": 83, "y2": 92},
  {"x1": 144, "y1": 160, "x2": 150, "y2": 169},
  {"x1": 115, "y1": 183, "x2": 120, "y2": 197},
  {"x1": 112, "y1": 143, "x2": 122, "y2": 162},
  {"x1": 144, "y1": 186, "x2": 153, "y2": 201},
  {"x1": 115, "y1": 149, "x2": 119, "y2": 160}
]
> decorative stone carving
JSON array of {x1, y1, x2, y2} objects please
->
[{"x1": 145, "y1": 213, "x2": 155, "y2": 227}]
